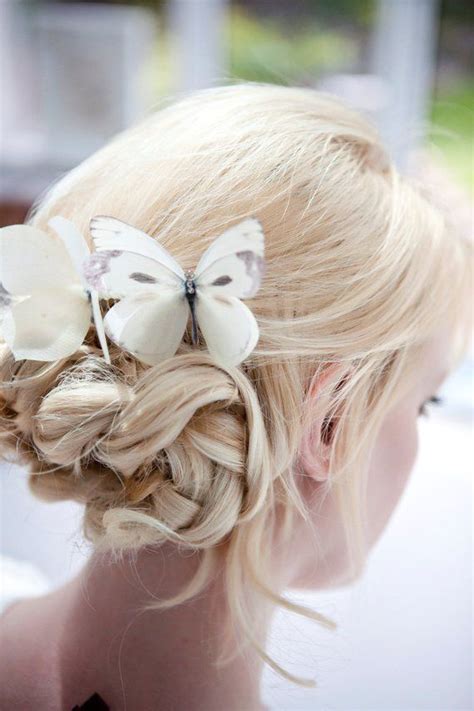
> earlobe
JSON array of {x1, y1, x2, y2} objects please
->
[{"x1": 297, "y1": 362, "x2": 347, "y2": 481}]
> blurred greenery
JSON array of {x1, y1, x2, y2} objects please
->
[
  {"x1": 143, "y1": 2, "x2": 472, "y2": 191},
  {"x1": 150, "y1": 6, "x2": 360, "y2": 95},
  {"x1": 101, "y1": 0, "x2": 470, "y2": 25},
  {"x1": 429, "y1": 81, "x2": 474, "y2": 191},
  {"x1": 304, "y1": 0, "x2": 374, "y2": 27},
  {"x1": 228, "y1": 6, "x2": 358, "y2": 85}
]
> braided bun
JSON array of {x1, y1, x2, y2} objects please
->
[{"x1": 1, "y1": 346, "x2": 273, "y2": 551}]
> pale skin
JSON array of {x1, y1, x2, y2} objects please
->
[{"x1": 0, "y1": 326, "x2": 452, "y2": 710}]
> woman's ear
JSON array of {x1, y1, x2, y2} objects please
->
[{"x1": 297, "y1": 362, "x2": 347, "y2": 482}]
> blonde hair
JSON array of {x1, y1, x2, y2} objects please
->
[{"x1": 0, "y1": 83, "x2": 471, "y2": 687}]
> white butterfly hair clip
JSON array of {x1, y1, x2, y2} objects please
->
[
  {"x1": 84, "y1": 216, "x2": 266, "y2": 368},
  {"x1": 0, "y1": 217, "x2": 110, "y2": 363}
]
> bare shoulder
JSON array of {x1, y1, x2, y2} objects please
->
[{"x1": 0, "y1": 596, "x2": 62, "y2": 710}]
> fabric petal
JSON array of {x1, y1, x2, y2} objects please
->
[
  {"x1": 0, "y1": 224, "x2": 78, "y2": 296},
  {"x1": 48, "y1": 216, "x2": 91, "y2": 289},
  {"x1": 1, "y1": 287, "x2": 90, "y2": 361}
]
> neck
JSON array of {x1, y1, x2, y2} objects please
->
[{"x1": 55, "y1": 543, "x2": 274, "y2": 710}]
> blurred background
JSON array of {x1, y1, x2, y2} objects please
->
[
  {"x1": 0, "y1": 0, "x2": 472, "y2": 222},
  {"x1": 0, "y1": 1, "x2": 472, "y2": 709}
]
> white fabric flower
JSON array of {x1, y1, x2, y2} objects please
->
[{"x1": 0, "y1": 216, "x2": 109, "y2": 362}]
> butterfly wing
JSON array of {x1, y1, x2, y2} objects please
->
[
  {"x1": 86, "y1": 217, "x2": 192, "y2": 365},
  {"x1": 194, "y1": 218, "x2": 265, "y2": 299},
  {"x1": 103, "y1": 290, "x2": 189, "y2": 366},
  {"x1": 194, "y1": 291, "x2": 259, "y2": 368},
  {"x1": 0, "y1": 223, "x2": 90, "y2": 361},
  {"x1": 86, "y1": 216, "x2": 185, "y2": 298},
  {"x1": 90, "y1": 215, "x2": 185, "y2": 279},
  {"x1": 84, "y1": 249, "x2": 184, "y2": 299}
]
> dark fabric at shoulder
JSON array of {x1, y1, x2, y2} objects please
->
[{"x1": 71, "y1": 692, "x2": 110, "y2": 710}]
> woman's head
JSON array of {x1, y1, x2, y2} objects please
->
[
  {"x1": 290, "y1": 321, "x2": 457, "y2": 591},
  {"x1": 0, "y1": 83, "x2": 471, "y2": 686}
]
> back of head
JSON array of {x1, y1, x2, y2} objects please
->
[{"x1": 0, "y1": 82, "x2": 471, "y2": 685}]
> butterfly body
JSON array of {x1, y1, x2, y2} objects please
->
[{"x1": 183, "y1": 269, "x2": 199, "y2": 345}]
